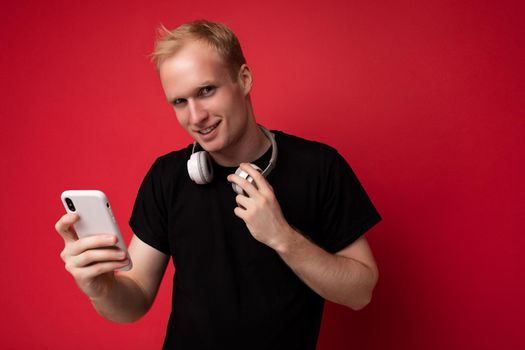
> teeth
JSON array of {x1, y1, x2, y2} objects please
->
[{"x1": 200, "y1": 123, "x2": 218, "y2": 134}]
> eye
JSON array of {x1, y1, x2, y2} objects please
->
[
  {"x1": 172, "y1": 98, "x2": 186, "y2": 106},
  {"x1": 199, "y1": 85, "x2": 216, "y2": 97}
]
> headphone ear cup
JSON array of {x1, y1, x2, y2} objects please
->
[
  {"x1": 187, "y1": 151, "x2": 214, "y2": 184},
  {"x1": 232, "y1": 163, "x2": 262, "y2": 195}
]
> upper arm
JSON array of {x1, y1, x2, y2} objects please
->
[
  {"x1": 336, "y1": 235, "x2": 378, "y2": 279},
  {"x1": 117, "y1": 234, "x2": 170, "y2": 305}
]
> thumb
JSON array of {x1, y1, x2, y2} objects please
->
[{"x1": 54, "y1": 213, "x2": 79, "y2": 243}]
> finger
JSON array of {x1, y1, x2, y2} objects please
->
[
  {"x1": 68, "y1": 234, "x2": 118, "y2": 257},
  {"x1": 235, "y1": 194, "x2": 251, "y2": 209},
  {"x1": 239, "y1": 163, "x2": 271, "y2": 193},
  {"x1": 55, "y1": 213, "x2": 80, "y2": 243},
  {"x1": 73, "y1": 247, "x2": 127, "y2": 268},
  {"x1": 227, "y1": 173, "x2": 259, "y2": 197},
  {"x1": 74, "y1": 259, "x2": 131, "y2": 280},
  {"x1": 233, "y1": 206, "x2": 246, "y2": 219}
]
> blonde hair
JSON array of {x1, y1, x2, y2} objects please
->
[{"x1": 152, "y1": 20, "x2": 247, "y2": 79}]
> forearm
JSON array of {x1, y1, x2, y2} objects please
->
[
  {"x1": 90, "y1": 273, "x2": 151, "y2": 323},
  {"x1": 275, "y1": 227, "x2": 378, "y2": 310}
]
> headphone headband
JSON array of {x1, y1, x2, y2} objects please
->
[{"x1": 259, "y1": 125, "x2": 278, "y2": 177}]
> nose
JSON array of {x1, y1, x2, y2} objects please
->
[{"x1": 187, "y1": 99, "x2": 208, "y2": 125}]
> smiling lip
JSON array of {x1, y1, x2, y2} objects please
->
[
  {"x1": 197, "y1": 121, "x2": 220, "y2": 135},
  {"x1": 196, "y1": 121, "x2": 221, "y2": 141}
]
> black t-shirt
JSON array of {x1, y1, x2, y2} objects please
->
[{"x1": 129, "y1": 130, "x2": 381, "y2": 350}]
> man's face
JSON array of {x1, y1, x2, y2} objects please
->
[{"x1": 159, "y1": 40, "x2": 251, "y2": 155}]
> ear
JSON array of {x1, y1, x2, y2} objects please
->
[{"x1": 237, "y1": 64, "x2": 253, "y2": 96}]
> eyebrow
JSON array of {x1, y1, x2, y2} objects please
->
[{"x1": 169, "y1": 81, "x2": 215, "y2": 104}]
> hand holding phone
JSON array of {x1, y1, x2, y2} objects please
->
[{"x1": 56, "y1": 190, "x2": 132, "y2": 299}]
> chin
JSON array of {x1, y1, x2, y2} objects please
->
[{"x1": 198, "y1": 137, "x2": 226, "y2": 154}]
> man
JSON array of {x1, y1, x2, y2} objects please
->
[{"x1": 55, "y1": 20, "x2": 381, "y2": 349}]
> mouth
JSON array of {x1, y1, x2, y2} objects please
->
[{"x1": 197, "y1": 121, "x2": 221, "y2": 135}]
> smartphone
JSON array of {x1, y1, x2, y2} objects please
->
[{"x1": 60, "y1": 190, "x2": 132, "y2": 271}]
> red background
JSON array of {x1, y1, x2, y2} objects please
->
[{"x1": 1, "y1": 0, "x2": 524, "y2": 349}]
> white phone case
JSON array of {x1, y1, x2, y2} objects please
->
[{"x1": 60, "y1": 190, "x2": 132, "y2": 271}]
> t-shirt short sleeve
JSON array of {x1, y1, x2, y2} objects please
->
[
  {"x1": 129, "y1": 158, "x2": 171, "y2": 255},
  {"x1": 315, "y1": 149, "x2": 381, "y2": 253}
]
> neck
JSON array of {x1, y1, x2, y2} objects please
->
[{"x1": 210, "y1": 120, "x2": 271, "y2": 167}]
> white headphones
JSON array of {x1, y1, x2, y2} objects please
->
[{"x1": 187, "y1": 125, "x2": 278, "y2": 194}]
